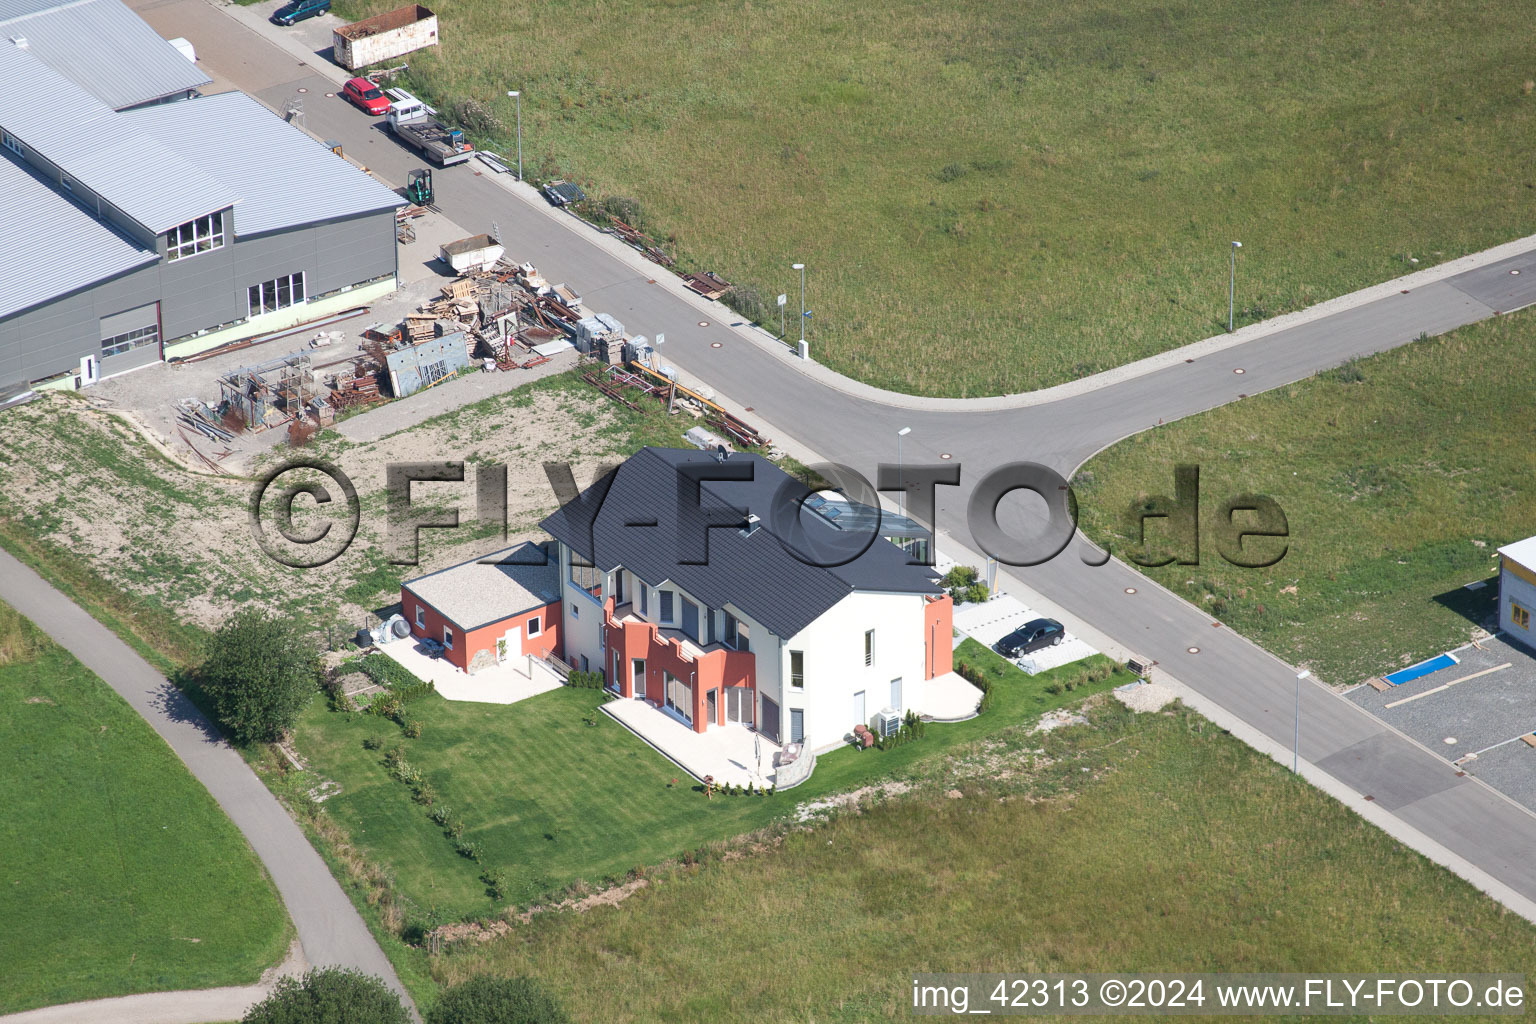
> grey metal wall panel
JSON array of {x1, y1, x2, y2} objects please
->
[
  {"x1": 100, "y1": 338, "x2": 161, "y2": 377},
  {"x1": 0, "y1": 260, "x2": 161, "y2": 386},
  {"x1": 158, "y1": 240, "x2": 240, "y2": 340},
  {"x1": 0, "y1": 210, "x2": 398, "y2": 389},
  {"x1": 98, "y1": 302, "x2": 158, "y2": 338},
  {"x1": 308, "y1": 212, "x2": 397, "y2": 295}
]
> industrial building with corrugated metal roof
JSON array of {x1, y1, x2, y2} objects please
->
[{"x1": 0, "y1": 0, "x2": 404, "y2": 394}]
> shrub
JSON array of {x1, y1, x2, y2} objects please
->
[
  {"x1": 242, "y1": 968, "x2": 410, "y2": 1024},
  {"x1": 941, "y1": 566, "x2": 987, "y2": 604},
  {"x1": 429, "y1": 805, "x2": 453, "y2": 826},
  {"x1": 941, "y1": 565, "x2": 978, "y2": 589},
  {"x1": 456, "y1": 839, "x2": 481, "y2": 861},
  {"x1": 482, "y1": 869, "x2": 508, "y2": 902},
  {"x1": 362, "y1": 735, "x2": 384, "y2": 751},
  {"x1": 565, "y1": 670, "x2": 605, "y2": 689},
  {"x1": 369, "y1": 695, "x2": 403, "y2": 721},
  {"x1": 447, "y1": 820, "x2": 466, "y2": 840},
  {"x1": 403, "y1": 720, "x2": 423, "y2": 739},
  {"x1": 413, "y1": 782, "x2": 437, "y2": 806},
  {"x1": 428, "y1": 975, "x2": 571, "y2": 1024},
  {"x1": 1332, "y1": 357, "x2": 1366, "y2": 384},
  {"x1": 955, "y1": 659, "x2": 997, "y2": 715},
  {"x1": 357, "y1": 653, "x2": 426, "y2": 691},
  {"x1": 450, "y1": 97, "x2": 506, "y2": 137},
  {"x1": 201, "y1": 609, "x2": 319, "y2": 745}
]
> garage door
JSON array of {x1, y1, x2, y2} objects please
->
[{"x1": 99, "y1": 302, "x2": 161, "y2": 376}]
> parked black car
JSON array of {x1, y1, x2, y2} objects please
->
[
  {"x1": 271, "y1": 0, "x2": 329, "y2": 25},
  {"x1": 994, "y1": 617, "x2": 1065, "y2": 658}
]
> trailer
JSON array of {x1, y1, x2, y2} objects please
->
[
  {"x1": 440, "y1": 234, "x2": 505, "y2": 274},
  {"x1": 333, "y1": 4, "x2": 438, "y2": 71},
  {"x1": 384, "y1": 88, "x2": 474, "y2": 167}
]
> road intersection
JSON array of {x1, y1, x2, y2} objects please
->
[{"x1": 116, "y1": 0, "x2": 1536, "y2": 944}]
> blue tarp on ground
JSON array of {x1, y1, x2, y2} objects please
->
[{"x1": 1384, "y1": 652, "x2": 1458, "y2": 686}]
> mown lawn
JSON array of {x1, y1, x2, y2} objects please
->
[
  {"x1": 337, "y1": 0, "x2": 1536, "y2": 397},
  {"x1": 431, "y1": 702, "x2": 1536, "y2": 1022},
  {"x1": 292, "y1": 652, "x2": 1131, "y2": 921},
  {"x1": 1073, "y1": 311, "x2": 1536, "y2": 685},
  {"x1": 0, "y1": 602, "x2": 290, "y2": 1014}
]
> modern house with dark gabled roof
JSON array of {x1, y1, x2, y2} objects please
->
[{"x1": 538, "y1": 446, "x2": 955, "y2": 753}]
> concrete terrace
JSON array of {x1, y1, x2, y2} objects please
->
[{"x1": 375, "y1": 636, "x2": 564, "y2": 705}]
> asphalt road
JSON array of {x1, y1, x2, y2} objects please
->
[
  {"x1": 119, "y1": 0, "x2": 1536, "y2": 923},
  {"x1": 0, "y1": 552, "x2": 414, "y2": 1016}
]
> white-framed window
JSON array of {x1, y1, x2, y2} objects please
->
[
  {"x1": 864, "y1": 629, "x2": 875, "y2": 666},
  {"x1": 790, "y1": 650, "x2": 804, "y2": 689},
  {"x1": 443, "y1": 625, "x2": 454, "y2": 649},
  {"x1": 659, "y1": 590, "x2": 675, "y2": 624},
  {"x1": 101, "y1": 323, "x2": 159, "y2": 359},
  {"x1": 639, "y1": 582, "x2": 649, "y2": 616},
  {"x1": 247, "y1": 272, "x2": 306, "y2": 317},
  {"x1": 527, "y1": 615, "x2": 542, "y2": 638},
  {"x1": 722, "y1": 611, "x2": 752, "y2": 652},
  {"x1": 415, "y1": 604, "x2": 425, "y2": 628},
  {"x1": 166, "y1": 211, "x2": 224, "y2": 261},
  {"x1": 1, "y1": 130, "x2": 24, "y2": 157},
  {"x1": 571, "y1": 601, "x2": 579, "y2": 619}
]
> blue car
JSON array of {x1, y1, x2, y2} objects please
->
[{"x1": 271, "y1": 0, "x2": 329, "y2": 25}]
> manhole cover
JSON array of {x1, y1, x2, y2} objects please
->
[
  {"x1": 297, "y1": 87, "x2": 308, "y2": 93},
  {"x1": 710, "y1": 342, "x2": 722, "y2": 349},
  {"x1": 1233, "y1": 367, "x2": 1245, "y2": 374},
  {"x1": 698, "y1": 321, "x2": 709, "y2": 327},
  {"x1": 1513, "y1": 269, "x2": 1523, "y2": 276},
  {"x1": 939, "y1": 452, "x2": 953, "y2": 460},
  {"x1": 324, "y1": 92, "x2": 335, "y2": 98},
  {"x1": 1187, "y1": 646, "x2": 1201, "y2": 654},
  {"x1": 1124, "y1": 587, "x2": 1137, "y2": 594},
  {"x1": 1444, "y1": 737, "x2": 1458, "y2": 745}
]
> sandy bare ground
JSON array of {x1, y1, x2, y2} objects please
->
[{"x1": 0, "y1": 379, "x2": 625, "y2": 630}]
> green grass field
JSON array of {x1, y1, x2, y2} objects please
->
[
  {"x1": 0, "y1": 602, "x2": 289, "y2": 1014},
  {"x1": 338, "y1": 0, "x2": 1536, "y2": 396},
  {"x1": 290, "y1": 653, "x2": 1130, "y2": 921},
  {"x1": 1073, "y1": 311, "x2": 1536, "y2": 685},
  {"x1": 431, "y1": 702, "x2": 1536, "y2": 1021}
]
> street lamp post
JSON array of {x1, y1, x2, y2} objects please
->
[
  {"x1": 896, "y1": 427, "x2": 911, "y2": 517},
  {"x1": 1229, "y1": 240, "x2": 1242, "y2": 332},
  {"x1": 792, "y1": 263, "x2": 806, "y2": 358},
  {"x1": 1294, "y1": 669, "x2": 1310, "y2": 773},
  {"x1": 505, "y1": 90, "x2": 522, "y2": 181}
]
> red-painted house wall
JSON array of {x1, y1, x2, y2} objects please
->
[
  {"x1": 400, "y1": 586, "x2": 562, "y2": 674},
  {"x1": 602, "y1": 597, "x2": 755, "y2": 732},
  {"x1": 924, "y1": 594, "x2": 953, "y2": 680}
]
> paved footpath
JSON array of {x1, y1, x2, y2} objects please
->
[{"x1": 0, "y1": 549, "x2": 416, "y2": 1024}]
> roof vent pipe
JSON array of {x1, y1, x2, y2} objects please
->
[
  {"x1": 11, "y1": 36, "x2": 28, "y2": 48},
  {"x1": 742, "y1": 513, "x2": 761, "y2": 537}
]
